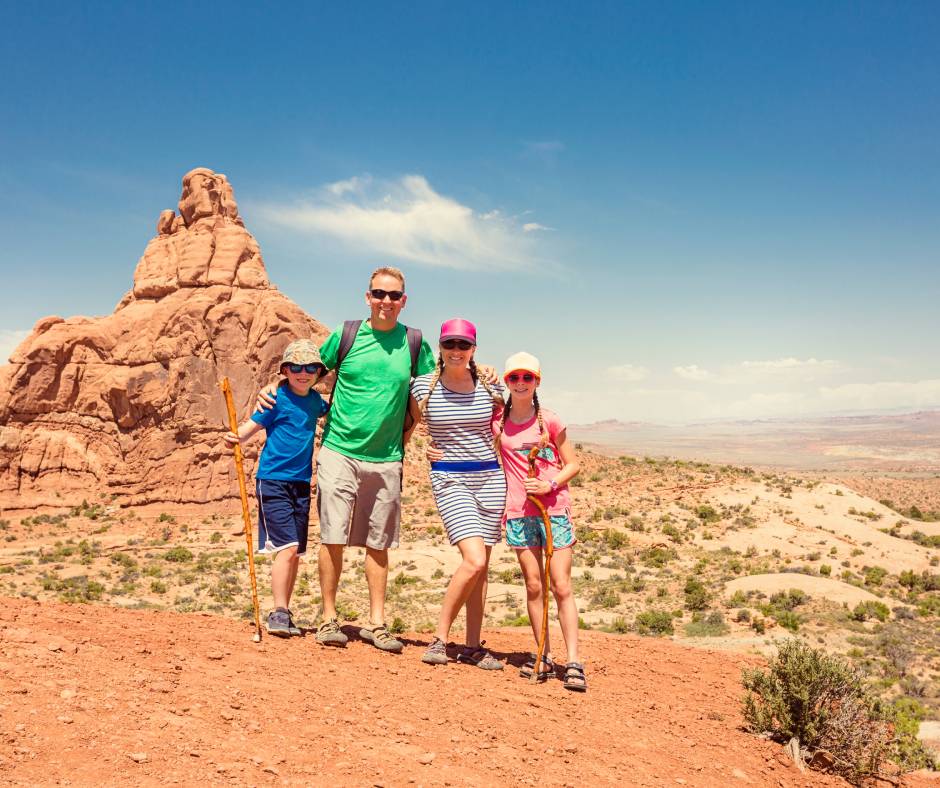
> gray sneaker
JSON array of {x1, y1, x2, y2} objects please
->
[
  {"x1": 316, "y1": 618, "x2": 349, "y2": 647},
  {"x1": 421, "y1": 637, "x2": 449, "y2": 665},
  {"x1": 266, "y1": 609, "x2": 292, "y2": 638},
  {"x1": 287, "y1": 610, "x2": 302, "y2": 637},
  {"x1": 359, "y1": 624, "x2": 403, "y2": 653}
]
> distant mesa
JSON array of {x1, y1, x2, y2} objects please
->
[{"x1": 0, "y1": 167, "x2": 327, "y2": 509}]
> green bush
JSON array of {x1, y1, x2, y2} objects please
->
[
  {"x1": 634, "y1": 609, "x2": 674, "y2": 636},
  {"x1": 683, "y1": 577, "x2": 709, "y2": 611},
  {"x1": 863, "y1": 566, "x2": 888, "y2": 587},
  {"x1": 742, "y1": 639, "x2": 932, "y2": 783},
  {"x1": 604, "y1": 529, "x2": 628, "y2": 550},
  {"x1": 850, "y1": 600, "x2": 890, "y2": 623},
  {"x1": 164, "y1": 546, "x2": 193, "y2": 563},
  {"x1": 684, "y1": 611, "x2": 729, "y2": 637},
  {"x1": 695, "y1": 504, "x2": 720, "y2": 523}
]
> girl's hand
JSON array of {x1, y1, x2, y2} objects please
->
[
  {"x1": 476, "y1": 364, "x2": 499, "y2": 385},
  {"x1": 524, "y1": 478, "x2": 552, "y2": 496},
  {"x1": 426, "y1": 442, "x2": 444, "y2": 462},
  {"x1": 222, "y1": 431, "x2": 240, "y2": 447}
]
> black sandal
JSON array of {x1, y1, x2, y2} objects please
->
[
  {"x1": 563, "y1": 662, "x2": 587, "y2": 692},
  {"x1": 519, "y1": 654, "x2": 554, "y2": 681}
]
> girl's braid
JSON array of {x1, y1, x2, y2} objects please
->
[
  {"x1": 534, "y1": 390, "x2": 550, "y2": 448},
  {"x1": 493, "y1": 397, "x2": 511, "y2": 453},
  {"x1": 419, "y1": 355, "x2": 444, "y2": 418},
  {"x1": 469, "y1": 359, "x2": 504, "y2": 408}
]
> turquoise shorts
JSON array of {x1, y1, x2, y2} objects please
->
[{"x1": 506, "y1": 513, "x2": 575, "y2": 550}]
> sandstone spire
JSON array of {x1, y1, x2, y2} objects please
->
[{"x1": 0, "y1": 168, "x2": 327, "y2": 508}]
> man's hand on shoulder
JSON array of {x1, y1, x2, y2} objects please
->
[
  {"x1": 476, "y1": 364, "x2": 499, "y2": 385},
  {"x1": 255, "y1": 381, "x2": 281, "y2": 412}
]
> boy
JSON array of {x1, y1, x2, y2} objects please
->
[{"x1": 224, "y1": 339, "x2": 328, "y2": 636}]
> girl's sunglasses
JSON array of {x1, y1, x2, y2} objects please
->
[
  {"x1": 440, "y1": 339, "x2": 474, "y2": 350},
  {"x1": 370, "y1": 288, "x2": 404, "y2": 302},
  {"x1": 507, "y1": 373, "x2": 537, "y2": 383},
  {"x1": 286, "y1": 363, "x2": 324, "y2": 374}
]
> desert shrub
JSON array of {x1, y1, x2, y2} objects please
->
[
  {"x1": 150, "y1": 580, "x2": 167, "y2": 594},
  {"x1": 683, "y1": 577, "x2": 709, "y2": 611},
  {"x1": 634, "y1": 609, "x2": 674, "y2": 636},
  {"x1": 157, "y1": 512, "x2": 176, "y2": 523},
  {"x1": 604, "y1": 529, "x2": 628, "y2": 550},
  {"x1": 608, "y1": 616, "x2": 630, "y2": 634},
  {"x1": 591, "y1": 586, "x2": 620, "y2": 609},
  {"x1": 735, "y1": 608, "x2": 751, "y2": 623},
  {"x1": 164, "y1": 546, "x2": 193, "y2": 563},
  {"x1": 695, "y1": 505, "x2": 720, "y2": 523},
  {"x1": 850, "y1": 600, "x2": 890, "y2": 623},
  {"x1": 627, "y1": 515, "x2": 645, "y2": 532},
  {"x1": 819, "y1": 564, "x2": 832, "y2": 577},
  {"x1": 862, "y1": 566, "x2": 888, "y2": 587},
  {"x1": 742, "y1": 639, "x2": 932, "y2": 783},
  {"x1": 641, "y1": 545, "x2": 677, "y2": 568},
  {"x1": 389, "y1": 617, "x2": 406, "y2": 634},
  {"x1": 684, "y1": 611, "x2": 729, "y2": 637}
]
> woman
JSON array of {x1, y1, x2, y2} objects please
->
[{"x1": 410, "y1": 319, "x2": 506, "y2": 669}]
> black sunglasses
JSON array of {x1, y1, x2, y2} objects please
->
[
  {"x1": 370, "y1": 288, "x2": 404, "y2": 302},
  {"x1": 507, "y1": 373, "x2": 537, "y2": 383},
  {"x1": 440, "y1": 339, "x2": 474, "y2": 351},
  {"x1": 286, "y1": 363, "x2": 324, "y2": 374}
]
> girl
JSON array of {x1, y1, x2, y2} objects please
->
[
  {"x1": 410, "y1": 319, "x2": 507, "y2": 669},
  {"x1": 494, "y1": 352, "x2": 586, "y2": 691}
]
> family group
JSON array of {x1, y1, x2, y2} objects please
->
[{"x1": 224, "y1": 266, "x2": 586, "y2": 692}]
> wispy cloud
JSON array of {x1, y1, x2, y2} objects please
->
[
  {"x1": 0, "y1": 329, "x2": 29, "y2": 364},
  {"x1": 258, "y1": 174, "x2": 543, "y2": 271},
  {"x1": 607, "y1": 364, "x2": 649, "y2": 382},
  {"x1": 673, "y1": 364, "x2": 712, "y2": 381},
  {"x1": 522, "y1": 222, "x2": 553, "y2": 233}
]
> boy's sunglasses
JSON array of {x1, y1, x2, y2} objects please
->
[
  {"x1": 507, "y1": 373, "x2": 537, "y2": 383},
  {"x1": 440, "y1": 339, "x2": 474, "y2": 351},
  {"x1": 286, "y1": 363, "x2": 324, "y2": 374},
  {"x1": 370, "y1": 288, "x2": 404, "y2": 302}
]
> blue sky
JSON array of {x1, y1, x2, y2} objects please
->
[{"x1": 2, "y1": 2, "x2": 938, "y2": 423}]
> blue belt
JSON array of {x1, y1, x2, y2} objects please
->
[{"x1": 430, "y1": 460, "x2": 501, "y2": 473}]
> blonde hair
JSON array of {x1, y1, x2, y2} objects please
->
[
  {"x1": 369, "y1": 266, "x2": 405, "y2": 290},
  {"x1": 420, "y1": 356, "x2": 503, "y2": 420}
]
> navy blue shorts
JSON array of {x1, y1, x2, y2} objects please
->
[{"x1": 256, "y1": 479, "x2": 311, "y2": 556}]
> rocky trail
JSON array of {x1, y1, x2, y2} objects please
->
[{"x1": 0, "y1": 598, "x2": 869, "y2": 787}]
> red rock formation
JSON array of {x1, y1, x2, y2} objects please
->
[{"x1": 0, "y1": 168, "x2": 327, "y2": 508}]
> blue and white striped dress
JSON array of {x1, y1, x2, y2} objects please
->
[{"x1": 411, "y1": 374, "x2": 507, "y2": 545}]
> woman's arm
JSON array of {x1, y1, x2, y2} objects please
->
[{"x1": 523, "y1": 428, "x2": 580, "y2": 495}]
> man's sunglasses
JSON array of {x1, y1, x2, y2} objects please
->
[
  {"x1": 440, "y1": 339, "x2": 474, "y2": 351},
  {"x1": 507, "y1": 373, "x2": 537, "y2": 383},
  {"x1": 370, "y1": 288, "x2": 404, "y2": 302},
  {"x1": 286, "y1": 363, "x2": 324, "y2": 374}
]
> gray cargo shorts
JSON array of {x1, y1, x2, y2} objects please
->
[{"x1": 316, "y1": 444, "x2": 402, "y2": 550}]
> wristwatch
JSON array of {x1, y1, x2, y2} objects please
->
[{"x1": 549, "y1": 479, "x2": 559, "y2": 493}]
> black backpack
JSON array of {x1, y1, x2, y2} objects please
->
[{"x1": 328, "y1": 320, "x2": 423, "y2": 425}]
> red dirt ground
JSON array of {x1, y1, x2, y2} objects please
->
[{"x1": 1, "y1": 598, "x2": 933, "y2": 787}]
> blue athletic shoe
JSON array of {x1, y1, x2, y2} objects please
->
[{"x1": 266, "y1": 609, "x2": 292, "y2": 637}]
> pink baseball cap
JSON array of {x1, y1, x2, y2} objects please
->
[{"x1": 439, "y1": 318, "x2": 477, "y2": 345}]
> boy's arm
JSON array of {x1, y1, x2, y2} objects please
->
[{"x1": 223, "y1": 419, "x2": 265, "y2": 447}]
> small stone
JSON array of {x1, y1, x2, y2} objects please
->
[
  {"x1": 207, "y1": 651, "x2": 224, "y2": 660},
  {"x1": 60, "y1": 689, "x2": 75, "y2": 700},
  {"x1": 47, "y1": 642, "x2": 63, "y2": 652},
  {"x1": 263, "y1": 766, "x2": 279, "y2": 775},
  {"x1": 14, "y1": 723, "x2": 25, "y2": 733},
  {"x1": 732, "y1": 768, "x2": 749, "y2": 781},
  {"x1": 418, "y1": 753, "x2": 435, "y2": 765},
  {"x1": 57, "y1": 715, "x2": 73, "y2": 724},
  {"x1": 220, "y1": 710, "x2": 235, "y2": 721},
  {"x1": 128, "y1": 752, "x2": 148, "y2": 763},
  {"x1": 189, "y1": 751, "x2": 201, "y2": 758}
]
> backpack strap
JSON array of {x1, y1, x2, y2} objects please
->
[
  {"x1": 327, "y1": 320, "x2": 362, "y2": 409},
  {"x1": 406, "y1": 326, "x2": 422, "y2": 378}
]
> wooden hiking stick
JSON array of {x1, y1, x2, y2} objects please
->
[
  {"x1": 527, "y1": 445, "x2": 554, "y2": 683},
  {"x1": 220, "y1": 377, "x2": 262, "y2": 643}
]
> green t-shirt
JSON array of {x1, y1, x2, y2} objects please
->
[{"x1": 319, "y1": 321, "x2": 436, "y2": 462}]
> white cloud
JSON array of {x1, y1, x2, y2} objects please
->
[
  {"x1": 522, "y1": 222, "x2": 553, "y2": 233},
  {"x1": 0, "y1": 329, "x2": 29, "y2": 364},
  {"x1": 674, "y1": 364, "x2": 712, "y2": 381},
  {"x1": 606, "y1": 364, "x2": 649, "y2": 382},
  {"x1": 740, "y1": 357, "x2": 840, "y2": 373},
  {"x1": 819, "y1": 379, "x2": 940, "y2": 411},
  {"x1": 258, "y1": 175, "x2": 542, "y2": 271}
]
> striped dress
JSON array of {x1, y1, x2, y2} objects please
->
[{"x1": 411, "y1": 374, "x2": 507, "y2": 545}]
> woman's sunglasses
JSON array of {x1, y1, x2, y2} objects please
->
[
  {"x1": 507, "y1": 373, "x2": 537, "y2": 383},
  {"x1": 286, "y1": 363, "x2": 324, "y2": 374},
  {"x1": 440, "y1": 339, "x2": 474, "y2": 351},
  {"x1": 370, "y1": 288, "x2": 404, "y2": 302}
]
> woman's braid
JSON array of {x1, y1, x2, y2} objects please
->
[{"x1": 419, "y1": 355, "x2": 444, "y2": 418}]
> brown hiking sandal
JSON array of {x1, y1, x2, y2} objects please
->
[
  {"x1": 359, "y1": 624, "x2": 403, "y2": 653},
  {"x1": 457, "y1": 641, "x2": 503, "y2": 671},
  {"x1": 315, "y1": 618, "x2": 348, "y2": 647},
  {"x1": 563, "y1": 662, "x2": 587, "y2": 692},
  {"x1": 519, "y1": 654, "x2": 554, "y2": 680}
]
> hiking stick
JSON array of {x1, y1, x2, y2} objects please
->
[
  {"x1": 220, "y1": 378, "x2": 262, "y2": 643},
  {"x1": 526, "y1": 446, "x2": 554, "y2": 683}
]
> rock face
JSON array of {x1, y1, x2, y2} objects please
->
[{"x1": 0, "y1": 168, "x2": 328, "y2": 508}]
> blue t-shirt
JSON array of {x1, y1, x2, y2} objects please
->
[{"x1": 250, "y1": 387, "x2": 328, "y2": 481}]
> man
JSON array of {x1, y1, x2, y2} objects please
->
[{"x1": 259, "y1": 267, "x2": 436, "y2": 652}]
